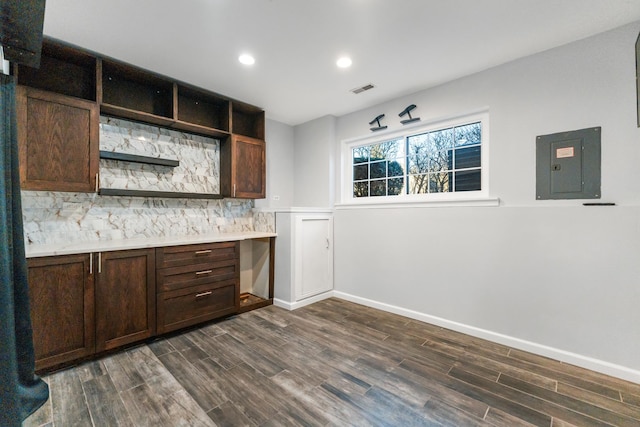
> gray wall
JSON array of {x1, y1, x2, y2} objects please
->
[
  {"x1": 256, "y1": 119, "x2": 295, "y2": 209},
  {"x1": 293, "y1": 115, "x2": 336, "y2": 207},
  {"x1": 330, "y1": 21, "x2": 640, "y2": 377}
]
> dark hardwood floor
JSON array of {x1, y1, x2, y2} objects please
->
[{"x1": 24, "y1": 298, "x2": 640, "y2": 426}]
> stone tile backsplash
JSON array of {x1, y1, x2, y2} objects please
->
[
  {"x1": 21, "y1": 117, "x2": 275, "y2": 246},
  {"x1": 99, "y1": 116, "x2": 220, "y2": 193}
]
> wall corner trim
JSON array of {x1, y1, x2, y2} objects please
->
[{"x1": 273, "y1": 291, "x2": 335, "y2": 311}]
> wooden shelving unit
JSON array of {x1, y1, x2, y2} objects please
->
[
  {"x1": 16, "y1": 38, "x2": 266, "y2": 199},
  {"x1": 15, "y1": 40, "x2": 97, "y2": 101},
  {"x1": 238, "y1": 293, "x2": 271, "y2": 313},
  {"x1": 100, "y1": 59, "x2": 174, "y2": 121},
  {"x1": 232, "y1": 101, "x2": 265, "y2": 139}
]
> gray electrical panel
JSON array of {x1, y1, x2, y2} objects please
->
[{"x1": 536, "y1": 127, "x2": 601, "y2": 200}]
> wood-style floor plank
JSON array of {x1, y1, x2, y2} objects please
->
[
  {"x1": 25, "y1": 298, "x2": 640, "y2": 427},
  {"x1": 82, "y1": 374, "x2": 134, "y2": 427}
]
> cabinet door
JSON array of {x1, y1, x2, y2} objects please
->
[
  {"x1": 221, "y1": 135, "x2": 265, "y2": 199},
  {"x1": 295, "y1": 215, "x2": 334, "y2": 300},
  {"x1": 95, "y1": 249, "x2": 155, "y2": 352},
  {"x1": 17, "y1": 85, "x2": 99, "y2": 192},
  {"x1": 27, "y1": 254, "x2": 95, "y2": 370}
]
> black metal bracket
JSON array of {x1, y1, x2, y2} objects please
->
[
  {"x1": 399, "y1": 104, "x2": 420, "y2": 125},
  {"x1": 369, "y1": 114, "x2": 387, "y2": 132}
]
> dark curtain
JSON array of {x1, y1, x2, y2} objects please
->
[{"x1": 0, "y1": 74, "x2": 49, "y2": 425}]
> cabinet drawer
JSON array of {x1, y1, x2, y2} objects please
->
[
  {"x1": 157, "y1": 258, "x2": 238, "y2": 292},
  {"x1": 157, "y1": 280, "x2": 238, "y2": 334},
  {"x1": 156, "y1": 242, "x2": 239, "y2": 269}
]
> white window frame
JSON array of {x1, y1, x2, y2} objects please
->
[{"x1": 339, "y1": 109, "x2": 494, "y2": 207}]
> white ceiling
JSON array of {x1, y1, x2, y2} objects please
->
[{"x1": 43, "y1": 0, "x2": 640, "y2": 126}]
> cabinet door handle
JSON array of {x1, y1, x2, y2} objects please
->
[
  {"x1": 98, "y1": 252, "x2": 102, "y2": 274},
  {"x1": 326, "y1": 238, "x2": 330, "y2": 249},
  {"x1": 95, "y1": 173, "x2": 99, "y2": 192},
  {"x1": 233, "y1": 184, "x2": 236, "y2": 198},
  {"x1": 195, "y1": 270, "x2": 213, "y2": 276},
  {"x1": 196, "y1": 291, "x2": 213, "y2": 298},
  {"x1": 89, "y1": 253, "x2": 93, "y2": 274},
  {"x1": 195, "y1": 250, "x2": 212, "y2": 255}
]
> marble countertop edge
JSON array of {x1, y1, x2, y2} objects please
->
[{"x1": 25, "y1": 231, "x2": 278, "y2": 258}]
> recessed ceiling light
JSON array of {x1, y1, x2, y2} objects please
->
[
  {"x1": 239, "y1": 54, "x2": 255, "y2": 65},
  {"x1": 336, "y1": 56, "x2": 352, "y2": 68}
]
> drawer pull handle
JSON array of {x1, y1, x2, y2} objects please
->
[
  {"x1": 195, "y1": 250, "x2": 212, "y2": 255},
  {"x1": 196, "y1": 291, "x2": 213, "y2": 298},
  {"x1": 195, "y1": 270, "x2": 213, "y2": 276}
]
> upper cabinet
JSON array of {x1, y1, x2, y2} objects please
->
[
  {"x1": 17, "y1": 86, "x2": 99, "y2": 192},
  {"x1": 221, "y1": 135, "x2": 266, "y2": 199},
  {"x1": 15, "y1": 39, "x2": 266, "y2": 198}
]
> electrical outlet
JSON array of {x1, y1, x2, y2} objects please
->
[{"x1": 272, "y1": 195, "x2": 280, "y2": 201}]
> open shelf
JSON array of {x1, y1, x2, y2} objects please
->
[
  {"x1": 101, "y1": 104, "x2": 176, "y2": 128},
  {"x1": 177, "y1": 84, "x2": 230, "y2": 131},
  {"x1": 232, "y1": 101, "x2": 265, "y2": 139},
  {"x1": 16, "y1": 40, "x2": 97, "y2": 101},
  {"x1": 99, "y1": 150, "x2": 179, "y2": 167},
  {"x1": 238, "y1": 293, "x2": 271, "y2": 313},
  {"x1": 99, "y1": 189, "x2": 223, "y2": 199},
  {"x1": 171, "y1": 121, "x2": 230, "y2": 139},
  {"x1": 101, "y1": 60, "x2": 174, "y2": 119}
]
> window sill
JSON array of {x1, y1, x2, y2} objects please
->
[{"x1": 334, "y1": 196, "x2": 500, "y2": 210}]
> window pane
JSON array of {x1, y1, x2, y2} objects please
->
[
  {"x1": 455, "y1": 169, "x2": 481, "y2": 191},
  {"x1": 408, "y1": 137, "x2": 431, "y2": 175},
  {"x1": 388, "y1": 177, "x2": 404, "y2": 195},
  {"x1": 409, "y1": 174, "x2": 429, "y2": 194},
  {"x1": 455, "y1": 122, "x2": 481, "y2": 146},
  {"x1": 353, "y1": 146, "x2": 369, "y2": 163},
  {"x1": 430, "y1": 127, "x2": 454, "y2": 149},
  {"x1": 370, "y1": 139, "x2": 402, "y2": 161},
  {"x1": 370, "y1": 180, "x2": 386, "y2": 196},
  {"x1": 429, "y1": 150, "x2": 452, "y2": 173},
  {"x1": 370, "y1": 161, "x2": 386, "y2": 179},
  {"x1": 353, "y1": 164, "x2": 368, "y2": 180},
  {"x1": 455, "y1": 146, "x2": 481, "y2": 169},
  {"x1": 429, "y1": 172, "x2": 450, "y2": 193},
  {"x1": 388, "y1": 159, "x2": 404, "y2": 177},
  {"x1": 353, "y1": 181, "x2": 368, "y2": 197}
]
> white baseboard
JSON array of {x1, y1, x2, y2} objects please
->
[
  {"x1": 333, "y1": 291, "x2": 640, "y2": 385},
  {"x1": 273, "y1": 290, "x2": 335, "y2": 311}
]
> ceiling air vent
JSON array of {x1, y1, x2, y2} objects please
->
[{"x1": 351, "y1": 83, "x2": 375, "y2": 94}]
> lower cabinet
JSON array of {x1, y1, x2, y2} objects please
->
[
  {"x1": 274, "y1": 210, "x2": 333, "y2": 307},
  {"x1": 27, "y1": 254, "x2": 95, "y2": 371},
  {"x1": 157, "y1": 279, "x2": 237, "y2": 334},
  {"x1": 27, "y1": 239, "x2": 267, "y2": 370},
  {"x1": 156, "y1": 242, "x2": 239, "y2": 334},
  {"x1": 95, "y1": 249, "x2": 156, "y2": 352}
]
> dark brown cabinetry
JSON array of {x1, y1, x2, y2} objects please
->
[
  {"x1": 100, "y1": 59, "x2": 175, "y2": 127},
  {"x1": 16, "y1": 86, "x2": 99, "y2": 192},
  {"x1": 15, "y1": 39, "x2": 266, "y2": 198},
  {"x1": 27, "y1": 254, "x2": 95, "y2": 371},
  {"x1": 156, "y1": 242, "x2": 239, "y2": 333},
  {"x1": 27, "y1": 238, "x2": 272, "y2": 371},
  {"x1": 95, "y1": 249, "x2": 156, "y2": 352},
  {"x1": 221, "y1": 135, "x2": 266, "y2": 199}
]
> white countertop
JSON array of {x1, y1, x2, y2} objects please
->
[{"x1": 25, "y1": 231, "x2": 277, "y2": 258}]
